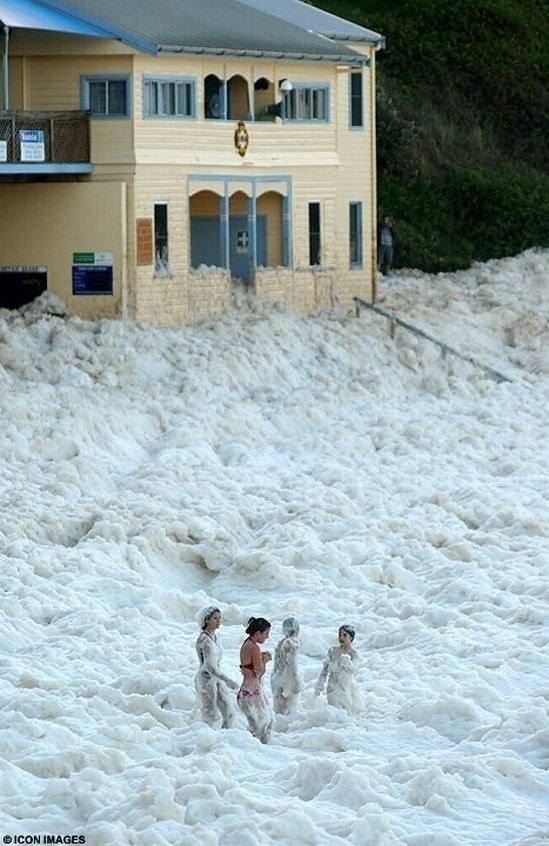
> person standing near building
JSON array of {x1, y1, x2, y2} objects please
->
[{"x1": 378, "y1": 215, "x2": 396, "y2": 275}]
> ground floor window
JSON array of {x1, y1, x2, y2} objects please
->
[
  {"x1": 349, "y1": 201, "x2": 363, "y2": 267},
  {"x1": 308, "y1": 202, "x2": 321, "y2": 266},
  {"x1": 154, "y1": 202, "x2": 169, "y2": 276}
]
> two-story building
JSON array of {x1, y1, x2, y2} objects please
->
[{"x1": 0, "y1": 0, "x2": 383, "y2": 324}]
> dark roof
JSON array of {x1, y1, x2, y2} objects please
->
[
  {"x1": 238, "y1": 0, "x2": 384, "y2": 46},
  {"x1": 31, "y1": 0, "x2": 380, "y2": 61}
]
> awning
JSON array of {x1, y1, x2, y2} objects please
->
[{"x1": 0, "y1": 0, "x2": 109, "y2": 37}]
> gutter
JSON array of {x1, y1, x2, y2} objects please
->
[
  {"x1": 158, "y1": 44, "x2": 369, "y2": 66},
  {"x1": 1, "y1": 23, "x2": 8, "y2": 110},
  {"x1": 321, "y1": 32, "x2": 386, "y2": 49}
]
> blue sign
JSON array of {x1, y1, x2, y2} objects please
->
[
  {"x1": 20, "y1": 130, "x2": 44, "y2": 143},
  {"x1": 72, "y1": 265, "x2": 113, "y2": 295}
]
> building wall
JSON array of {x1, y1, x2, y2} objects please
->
[
  {"x1": 0, "y1": 182, "x2": 127, "y2": 319},
  {"x1": 24, "y1": 54, "x2": 135, "y2": 165}
]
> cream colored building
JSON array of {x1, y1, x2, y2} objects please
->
[{"x1": 0, "y1": 0, "x2": 383, "y2": 325}]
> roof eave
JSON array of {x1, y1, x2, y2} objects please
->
[
  {"x1": 157, "y1": 44, "x2": 369, "y2": 65},
  {"x1": 31, "y1": 0, "x2": 158, "y2": 53},
  {"x1": 322, "y1": 32, "x2": 386, "y2": 49}
]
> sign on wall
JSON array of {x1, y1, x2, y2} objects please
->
[
  {"x1": 136, "y1": 218, "x2": 153, "y2": 266},
  {"x1": 19, "y1": 130, "x2": 45, "y2": 162},
  {"x1": 72, "y1": 252, "x2": 114, "y2": 295}
]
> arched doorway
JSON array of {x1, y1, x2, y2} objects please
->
[
  {"x1": 189, "y1": 190, "x2": 224, "y2": 269},
  {"x1": 204, "y1": 75, "x2": 223, "y2": 119},
  {"x1": 227, "y1": 75, "x2": 250, "y2": 121}
]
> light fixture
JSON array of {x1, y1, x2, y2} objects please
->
[{"x1": 279, "y1": 79, "x2": 293, "y2": 92}]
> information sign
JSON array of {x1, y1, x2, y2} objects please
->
[
  {"x1": 72, "y1": 252, "x2": 114, "y2": 295},
  {"x1": 20, "y1": 130, "x2": 45, "y2": 162}
]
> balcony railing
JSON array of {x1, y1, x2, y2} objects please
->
[{"x1": 0, "y1": 110, "x2": 91, "y2": 173}]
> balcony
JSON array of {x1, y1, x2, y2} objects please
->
[{"x1": 0, "y1": 110, "x2": 91, "y2": 179}]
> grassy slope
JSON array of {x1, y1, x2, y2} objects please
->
[{"x1": 312, "y1": 0, "x2": 549, "y2": 271}]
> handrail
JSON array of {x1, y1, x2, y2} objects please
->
[{"x1": 354, "y1": 297, "x2": 514, "y2": 384}]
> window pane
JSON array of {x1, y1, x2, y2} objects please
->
[
  {"x1": 154, "y1": 204, "x2": 169, "y2": 273},
  {"x1": 309, "y1": 202, "x2": 321, "y2": 266},
  {"x1": 350, "y1": 72, "x2": 363, "y2": 127},
  {"x1": 164, "y1": 82, "x2": 176, "y2": 115},
  {"x1": 283, "y1": 86, "x2": 328, "y2": 121},
  {"x1": 144, "y1": 81, "x2": 155, "y2": 116},
  {"x1": 89, "y1": 81, "x2": 106, "y2": 115},
  {"x1": 108, "y1": 80, "x2": 127, "y2": 116},
  {"x1": 349, "y1": 202, "x2": 362, "y2": 266},
  {"x1": 176, "y1": 83, "x2": 185, "y2": 116}
]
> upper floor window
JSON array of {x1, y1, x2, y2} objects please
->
[
  {"x1": 350, "y1": 71, "x2": 363, "y2": 128},
  {"x1": 81, "y1": 76, "x2": 129, "y2": 118},
  {"x1": 144, "y1": 78, "x2": 195, "y2": 118},
  {"x1": 283, "y1": 84, "x2": 329, "y2": 122}
]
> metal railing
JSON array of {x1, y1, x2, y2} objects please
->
[
  {"x1": 0, "y1": 110, "x2": 90, "y2": 164},
  {"x1": 354, "y1": 297, "x2": 514, "y2": 384}
]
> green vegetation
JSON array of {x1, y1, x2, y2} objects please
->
[{"x1": 313, "y1": 0, "x2": 549, "y2": 270}]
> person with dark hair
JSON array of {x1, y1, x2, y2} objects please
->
[
  {"x1": 378, "y1": 214, "x2": 396, "y2": 275},
  {"x1": 195, "y1": 606, "x2": 239, "y2": 728},
  {"x1": 237, "y1": 617, "x2": 273, "y2": 742},
  {"x1": 271, "y1": 616, "x2": 302, "y2": 715},
  {"x1": 315, "y1": 624, "x2": 362, "y2": 713}
]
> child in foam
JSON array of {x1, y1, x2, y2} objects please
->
[
  {"x1": 237, "y1": 617, "x2": 273, "y2": 743},
  {"x1": 195, "y1": 606, "x2": 239, "y2": 728},
  {"x1": 315, "y1": 624, "x2": 362, "y2": 713},
  {"x1": 271, "y1": 616, "x2": 302, "y2": 715}
]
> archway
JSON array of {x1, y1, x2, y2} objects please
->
[{"x1": 189, "y1": 190, "x2": 224, "y2": 268}]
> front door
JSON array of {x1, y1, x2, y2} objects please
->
[{"x1": 229, "y1": 215, "x2": 267, "y2": 283}]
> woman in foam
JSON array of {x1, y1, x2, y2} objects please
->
[
  {"x1": 237, "y1": 617, "x2": 273, "y2": 743},
  {"x1": 271, "y1": 616, "x2": 302, "y2": 715},
  {"x1": 315, "y1": 624, "x2": 362, "y2": 714},
  {"x1": 195, "y1": 606, "x2": 239, "y2": 728}
]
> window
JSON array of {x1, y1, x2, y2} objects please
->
[
  {"x1": 350, "y1": 71, "x2": 363, "y2": 128},
  {"x1": 205, "y1": 74, "x2": 225, "y2": 119},
  {"x1": 81, "y1": 76, "x2": 129, "y2": 117},
  {"x1": 308, "y1": 202, "x2": 321, "y2": 266},
  {"x1": 283, "y1": 85, "x2": 329, "y2": 122},
  {"x1": 349, "y1": 202, "x2": 363, "y2": 267},
  {"x1": 144, "y1": 78, "x2": 195, "y2": 118},
  {"x1": 154, "y1": 203, "x2": 169, "y2": 276}
]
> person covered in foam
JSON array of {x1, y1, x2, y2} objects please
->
[
  {"x1": 315, "y1": 623, "x2": 362, "y2": 713},
  {"x1": 237, "y1": 616, "x2": 273, "y2": 743},
  {"x1": 271, "y1": 616, "x2": 302, "y2": 715},
  {"x1": 195, "y1": 606, "x2": 239, "y2": 728}
]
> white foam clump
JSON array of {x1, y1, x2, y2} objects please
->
[{"x1": 0, "y1": 249, "x2": 548, "y2": 845}]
